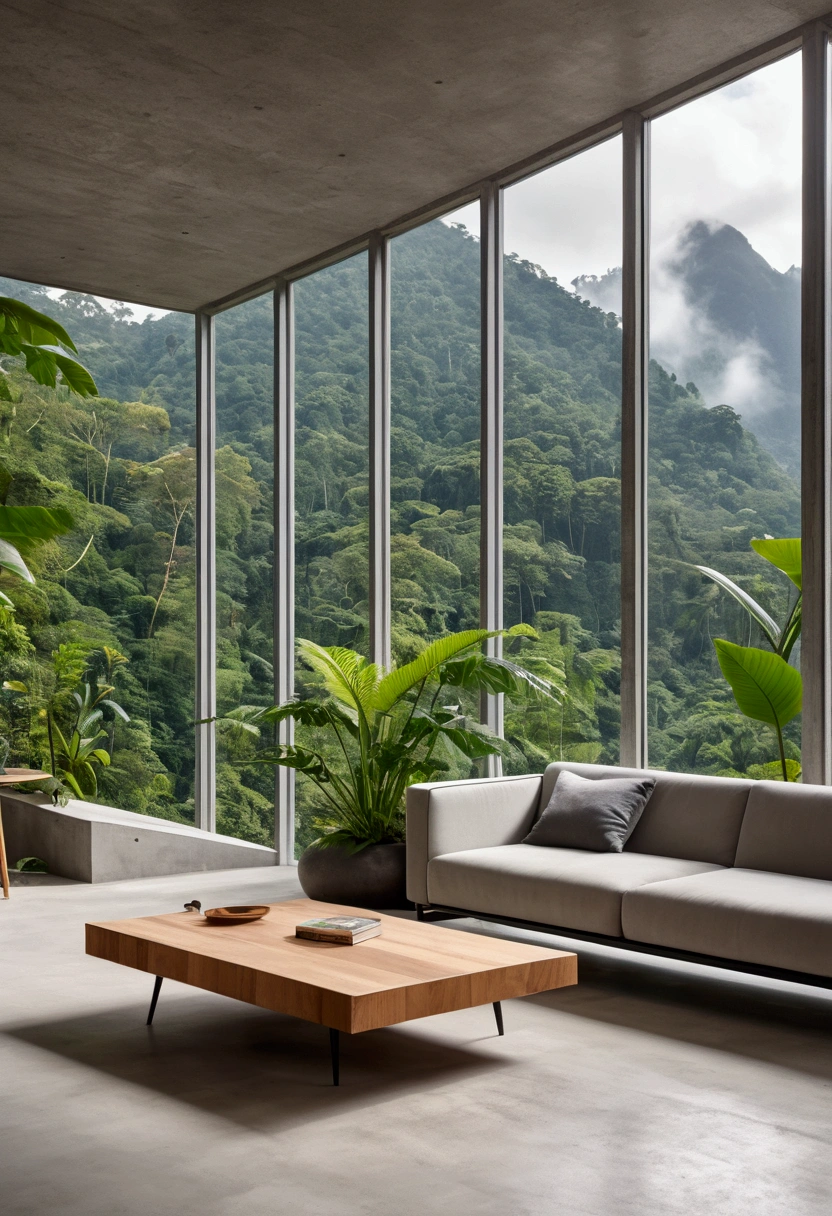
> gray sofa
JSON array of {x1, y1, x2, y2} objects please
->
[{"x1": 406, "y1": 762, "x2": 832, "y2": 986}]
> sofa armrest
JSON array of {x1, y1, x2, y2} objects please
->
[{"x1": 405, "y1": 774, "x2": 543, "y2": 904}]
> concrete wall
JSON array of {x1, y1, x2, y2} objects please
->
[{"x1": 1, "y1": 792, "x2": 278, "y2": 882}]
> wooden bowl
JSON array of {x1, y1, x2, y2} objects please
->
[{"x1": 203, "y1": 904, "x2": 270, "y2": 925}]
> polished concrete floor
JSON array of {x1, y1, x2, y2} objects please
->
[{"x1": 3, "y1": 866, "x2": 832, "y2": 1216}]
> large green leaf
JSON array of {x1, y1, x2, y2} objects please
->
[
  {"x1": 439, "y1": 653, "x2": 521, "y2": 695},
  {"x1": 297, "y1": 639, "x2": 379, "y2": 720},
  {"x1": 714, "y1": 639, "x2": 802, "y2": 729},
  {"x1": 51, "y1": 349, "x2": 99, "y2": 398},
  {"x1": 0, "y1": 539, "x2": 34, "y2": 583},
  {"x1": 0, "y1": 297, "x2": 79, "y2": 352},
  {"x1": 375, "y1": 629, "x2": 491, "y2": 712},
  {"x1": 750, "y1": 537, "x2": 801, "y2": 590},
  {"x1": 0, "y1": 505, "x2": 74, "y2": 552},
  {"x1": 695, "y1": 564, "x2": 780, "y2": 648}
]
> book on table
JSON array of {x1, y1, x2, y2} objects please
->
[{"x1": 295, "y1": 915, "x2": 382, "y2": 944}]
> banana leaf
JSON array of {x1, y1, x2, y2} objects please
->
[
  {"x1": 750, "y1": 537, "x2": 801, "y2": 590},
  {"x1": 713, "y1": 639, "x2": 802, "y2": 729}
]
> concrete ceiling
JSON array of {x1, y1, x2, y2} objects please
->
[{"x1": 3, "y1": 0, "x2": 829, "y2": 312}]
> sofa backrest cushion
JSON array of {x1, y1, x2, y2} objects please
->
[
  {"x1": 539, "y1": 763, "x2": 752, "y2": 867},
  {"x1": 734, "y1": 781, "x2": 832, "y2": 880}
]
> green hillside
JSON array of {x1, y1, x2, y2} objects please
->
[{"x1": 0, "y1": 218, "x2": 802, "y2": 849}]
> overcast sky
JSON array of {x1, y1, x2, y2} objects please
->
[
  {"x1": 48, "y1": 52, "x2": 801, "y2": 325},
  {"x1": 452, "y1": 50, "x2": 801, "y2": 286}
]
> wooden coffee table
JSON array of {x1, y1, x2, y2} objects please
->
[{"x1": 86, "y1": 898, "x2": 577, "y2": 1084}]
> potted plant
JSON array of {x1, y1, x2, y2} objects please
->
[{"x1": 223, "y1": 627, "x2": 561, "y2": 908}]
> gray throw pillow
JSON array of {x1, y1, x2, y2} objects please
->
[{"x1": 523, "y1": 770, "x2": 655, "y2": 852}]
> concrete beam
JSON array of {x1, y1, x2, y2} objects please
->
[{"x1": 1, "y1": 0, "x2": 828, "y2": 311}]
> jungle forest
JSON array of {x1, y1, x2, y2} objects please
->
[{"x1": 0, "y1": 215, "x2": 802, "y2": 851}]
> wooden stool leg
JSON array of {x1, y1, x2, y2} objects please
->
[{"x1": 0, "y1": 803, "x2": 9, "y2": 899}]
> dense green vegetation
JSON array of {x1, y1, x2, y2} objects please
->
[{"x1": 0, "y1": 216, "x2": 802, "y2": 851}]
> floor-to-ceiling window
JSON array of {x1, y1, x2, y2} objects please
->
[
  {"x1": 293, "y1": 253, "x2": 370, "y2": 852},
  {"x1": 0, "y1": 276, "x2": 197, "y2": 819},
  {"x1": 214, "y1": 294, "x2": 275, "y2": 843},
  {"x1": 501, "y1": 139, "x2": 623, "y2": 773},
  {"x1": 647, "y1": 54, "x2": 802, "y2": 779},
  {"x1": 389, "y1": 208, "x2": 481, "y2": 652}
]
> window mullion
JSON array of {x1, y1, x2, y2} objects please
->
[
  {"x1": 195, "y1": 311, "x2": 216, "y2": 831},
  {"x1": 621, "y1": 112, "x2": 650, "y2": 768}
]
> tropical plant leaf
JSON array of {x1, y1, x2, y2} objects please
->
[
  {"x1": 297, "y1": 639, "x2": 379, "y2": 720},
  {"x1": 439, "y1": 653, "x2": 520, "y2": 695},
  {"x1": 437, "y1": 724, "x2": 501, "y2": 759},
  {"x1": 0, "y1": 505, "x2": 75, "y2": 552},
  {"x1": 375, "y1": 629, "x2": 491, "y2": 712},
  {"x1": 713, "y1": 639, "x2": 802, "y2": 729},
  {"x1": 780, "y1": 597, "x2": 802, "y2": 663},
  {"x1": 52, "y1": 350, "x2": 99, "y2": 398},
  {"x1": 3, "y1": 680, "x2": 27, "y2": 692},
  {"x1": 506, "y1": 623, "x2": 539, "y2": 639},
  {"x1": 0, "y1": 297, "x2": 79, "y2": 352},
  {"x1": 258, "y1": 698, "x2": 357, "y2": 735},
  {"x1": 58, "y1": 770, "x2": 85, "y2": 799},
  {"x1": 0, "y1": 538, "x2": 33, "y2": 583},
  {"x1": 745, "y1": 758, "x2": 802, "y2": 782},
  {"x1": 695, "y1": 564, "x2": 780, "y2": 647},
  {"x1": 100, "y1": 698, "x2": 130, "y2": 722},
  {"x1": 751, "y1": 537, "x2": 801, "y2": 590}
]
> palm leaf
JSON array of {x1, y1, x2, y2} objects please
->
[
  {"x1": 375, "y1": 629, "x2": 491, "y2": 712},
  {"x1": 713, "y1": 639, "x2": 802, "y2": 729},
  {"x1": 751, "y1": 537, "x2": 801, "y2": 590},
  {"x1": 297, "y1": 639, "x2": 379, "y2": 720},
  {"x1": 695, "y1": 564, "x2": 780, "y2": 647}
]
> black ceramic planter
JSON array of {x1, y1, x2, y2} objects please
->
[{"x1": 297, "y1": 841, "x2": 410, "y2": 910}]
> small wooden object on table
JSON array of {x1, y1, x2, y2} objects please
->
[
  {"x1": 0, "y1": 769, "x2": 52, "y2": 899},
  {"x1": 86, "y1": 897, "x2": 578, "y2": 1085}
]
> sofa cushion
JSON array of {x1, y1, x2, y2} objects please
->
[
  {"x1": 539, "y1": 763, "x2": 752, "y2": 867},
  {"x1": 427, "y1": 844, "x2": 722, "y2": 937},
  {"x1": 735, "y1": 781, "x2": 832, "y2": 881},
  {"x1": 524, "y1": 770, "x2": 655, "y2": 852},
  {"x1": 622, "y1": 868, "x2": 832, "y2": 978}
]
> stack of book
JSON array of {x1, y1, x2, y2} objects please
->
[{"x1": 295, "y1": 915, "x2": 382, "y2": 945}]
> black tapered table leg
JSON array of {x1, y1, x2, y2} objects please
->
[
  {"x1": 493, "y1": 1001, "x2": 504, "y2": 1036},
  {"x1": 329, "y1": 1028, "x2": 340, "y2": 1086},
  {"x1": 146, "y1": 975, "x2": 163, "y2": 1025}
]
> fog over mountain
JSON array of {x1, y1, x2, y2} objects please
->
[{"x1": 574, "y1": 221, "x2": 801, "y2": 475}]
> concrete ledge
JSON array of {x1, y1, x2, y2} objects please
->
[{"x1": 0, "y1": 792, "x2": 278, "y2": 882}]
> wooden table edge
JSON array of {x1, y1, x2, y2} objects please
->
[{"x1": 85, "y1": 916, "x2": 578, "y2": 1034}]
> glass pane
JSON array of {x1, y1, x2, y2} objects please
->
[
  {"x1": 293, "y1": 253, "x2": 369, "y2": 854},
  {"x1": 214, "y1": 295, "x2": 275, "y2": 843},
  {"x1": 0, "y1": 276, "x2": 196, "y2": 821},
  {"x1": 501, "y1": 138, "x2": 623, "y2": 774},
  {"x1": 648, "y1": 55, "x2": 802, "y2": 779},
  {"x1": 390, "y1": 207, "x2": 481, "y2": 660}
]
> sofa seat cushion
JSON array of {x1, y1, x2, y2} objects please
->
[
  {"x1": 622, "y1": 868, "x2": 832, "y2": 978},
  {"x1": 427, "y1": 845, "x2": 723, "y2": 938}
]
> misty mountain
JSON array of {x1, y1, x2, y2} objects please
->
[{"x1": 574, "y1": 221, "x2": 801, "y2": 475}]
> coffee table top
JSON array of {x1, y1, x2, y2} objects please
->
[
  {"x1": 87, "y1": 898, "x2": 577, "y2": 1033},
  {"x1": 0, "y1": 768, "x2": 52, "y2": 786}
]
